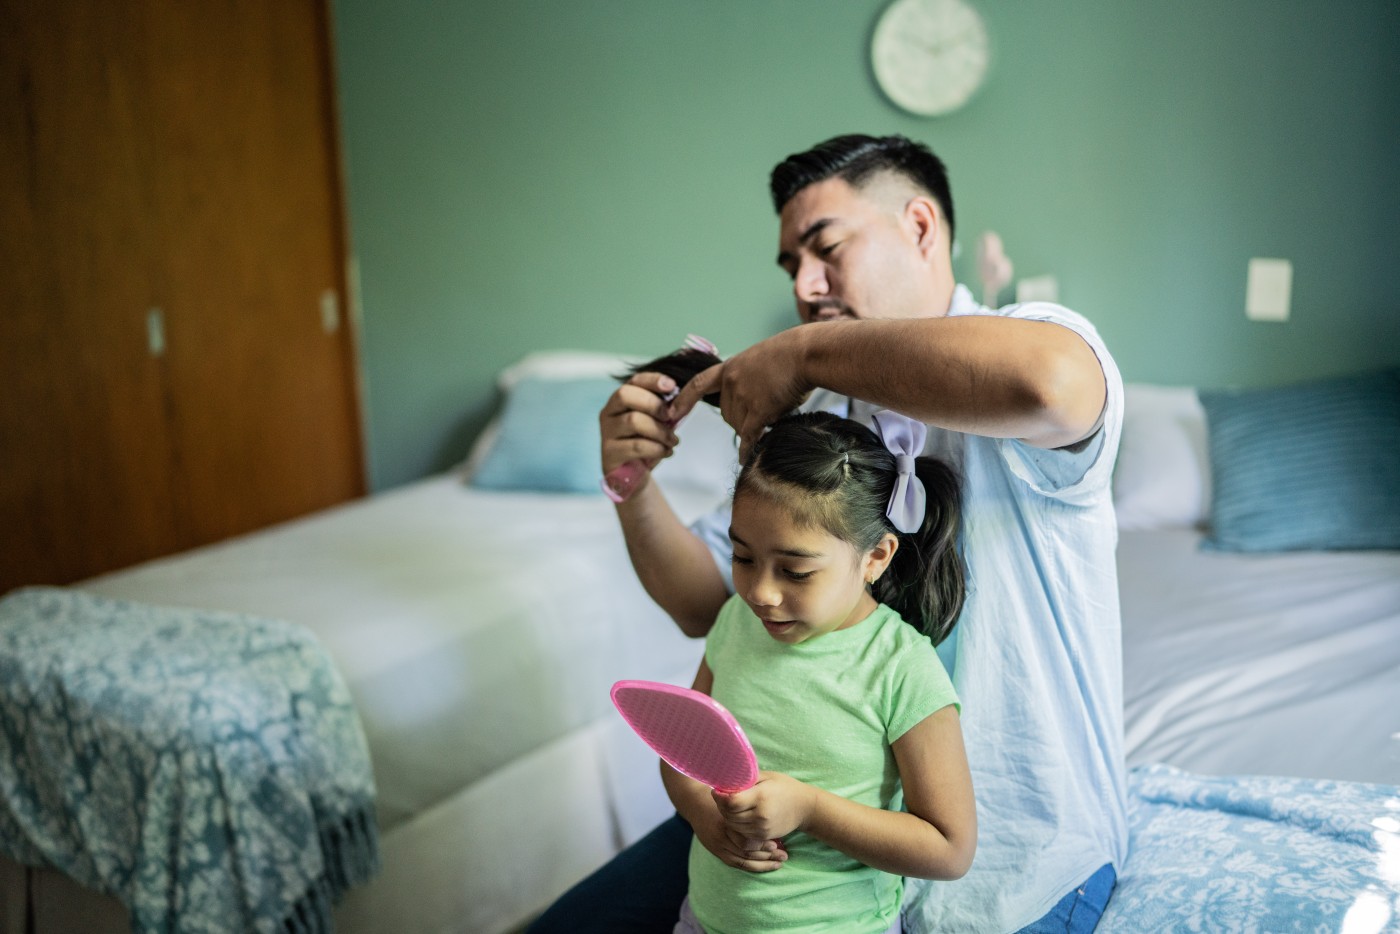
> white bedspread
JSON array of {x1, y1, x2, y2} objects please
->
[
  {"x1": 80, "y1": 475, "x2": 710, "y2": 834},
  {"x1": 1118, "y1": 528, "x2": 1400, "y2": 785}
]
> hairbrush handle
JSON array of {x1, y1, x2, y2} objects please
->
[{"x1": 601, "y1": 459, "x2": 649, "y2": 503}]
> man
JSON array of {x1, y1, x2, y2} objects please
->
[{"x1": 533, "y1": 134, "x2": 1126, "y2": 932}]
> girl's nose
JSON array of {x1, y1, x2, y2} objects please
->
[{"x1": 745, "y1": 574, "x2": 781, "y2": 609}]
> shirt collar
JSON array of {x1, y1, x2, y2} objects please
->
[{"x1": 948, "y1": 283, "x2": 983, "y2": 317}]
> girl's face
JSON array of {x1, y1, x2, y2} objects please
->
[{"x1": 729, "y1": 491, "x2": 897, "y2": 645}]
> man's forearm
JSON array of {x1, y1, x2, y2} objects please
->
[
  {"x1": 794, "y1": 316, "x2": 1106, "y2": 449},
  {"x1": 615, "y1": 479, "x2": 729, "y2": 638}
]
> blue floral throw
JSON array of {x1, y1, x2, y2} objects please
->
[
  {"x1": 1102, "y1": 764, "x2": 1400, "y2": 931},
  {"x1": 0, "y1": 587, "x2": 380, "y2": 934}
]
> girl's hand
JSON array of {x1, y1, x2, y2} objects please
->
[
  {"x1": 598, "y1": 371, "x2": 681, "y2": 476},
  {"x1": 712, "y1": 772, "x2": 817, "y2": 842},
  {"x1": 692, "y1": 808, "x2": 789, "y2": 873}
]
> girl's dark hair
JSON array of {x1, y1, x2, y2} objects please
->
[
  {"x1": 735, "y1": 411, "x2": 965, "y2": 645},
  {"x1": 615, "y1": 346, "x2": 723, "y2": 408}
]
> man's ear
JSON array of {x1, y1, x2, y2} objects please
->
[{"x1": 903, "y1": 196, "x2": 943, "y2": 260}]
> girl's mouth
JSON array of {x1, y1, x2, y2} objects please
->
[{"x1": 762, "y1": 618, "x2": 798, "y2": 637}]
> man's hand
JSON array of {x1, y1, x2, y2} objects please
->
[
  {"x1": 598, "y1": 371, "x2": 682, "y2": 479},
  {"x1": 670, "y1": 330, "x2": 811, "y2": 462},
  {"x1": 712, "y1": 772, "x2": 817, "y2": 844}
]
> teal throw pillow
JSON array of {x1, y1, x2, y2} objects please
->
[
  {"x1": 470, "y1": 375, "x2": 617, "y2": 493},
  {"x1": 1199, "y1": 368, "x2": 1400, "y2": 552}
]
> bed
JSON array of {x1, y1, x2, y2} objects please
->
[{"x1": 2, "y1": 354, "x2": 1397, "y2": 933}]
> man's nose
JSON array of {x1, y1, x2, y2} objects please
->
[{"x1": 793, "y1": 257, "x2": 828, "y2": 305}]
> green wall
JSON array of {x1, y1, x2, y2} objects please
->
[{"x1": 333, "y1": 1, "x2": 1400, "y2": 491}]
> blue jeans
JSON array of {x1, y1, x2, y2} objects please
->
[
  {"x1": 526, "y1": 814, "x2": 1116, "y2": 934},
  {"x1": 526, "y1": 814, "x2": 692, "y2": 934},
  {"x1": 1014, "y1": 863, "x2": 1116, "y2": 933}
]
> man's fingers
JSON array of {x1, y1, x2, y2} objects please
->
[
  {"x1": 669, "y1": 363, "x2": 723, "y2": 422},
  {"x1": 736, "y1": 420, "x2": 768, "y2": 465}
]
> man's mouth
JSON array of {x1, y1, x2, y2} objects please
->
[{"x1": 805, "y1": 302, "x2": 856, "y2": 322}]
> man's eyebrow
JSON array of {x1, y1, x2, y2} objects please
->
[
  {"x1": 776, "y1": 217, "x2": 835, "y2": 268},
  {"x1": 728, "y1": 529, "x2": 824, "y2": 559}
]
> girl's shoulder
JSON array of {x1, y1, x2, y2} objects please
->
[{"x1": 873, "y1": 606, "x2": 954, "y2": 687}]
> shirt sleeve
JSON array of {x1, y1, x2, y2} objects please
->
[
  {"x1": 885, "y1": 638, "x2": 960, "y2": 745},
  {"x1": 993, "y1": 302, "x2": 1124, "y2": 507}
]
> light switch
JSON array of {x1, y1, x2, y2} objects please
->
[
  {"x1": 1016, "y1": 275, "x2": 1059, "y2": 303},
  {"x1": 1246, "y1": 258, "x2": 1291, "y2": 322}
]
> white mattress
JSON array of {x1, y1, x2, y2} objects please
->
[
  {"x1": 1118, "y1": 528, "x2": 1400, "y2": 785},
  {"x1": 80, "y1": 474, "x2": 710, "y2": 833}
]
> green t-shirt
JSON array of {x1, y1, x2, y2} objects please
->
[{"x1": 688, "y1": 594, "x2": 960, "y2": 934}]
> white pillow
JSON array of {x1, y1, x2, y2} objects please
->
[
  {"x1": 659, "y1": 401, "x2": 739, "y2": 498},
  {"x1": 494, "y1": 349, "x2": 641, "y2": 390},
  {"x1": 1113, "y1": 384, "x2": 1211, "y2": 530}
]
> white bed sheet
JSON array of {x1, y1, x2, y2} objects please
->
[
  {"x1": 79, "y1": 474, "x2": 710, "y2": 834},
  {"x1": 1118, "y1": 528, "x2": 1400, "y2": 785}
]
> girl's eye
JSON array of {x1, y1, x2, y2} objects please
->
[
  {"x1": 818, "y1": 242, "x2": 838, "y2": 258},
  {"x1": 730, "y1": 553, "x2": 753, "y2": 566},
  {"x1": 784, "y1": 569, "x2": 815, "y2": 582}
]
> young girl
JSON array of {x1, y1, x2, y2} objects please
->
[{"x1": 663, "y1": 409, "x2": 976, "y2": 934}]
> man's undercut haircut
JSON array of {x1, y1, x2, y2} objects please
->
[{"x1": 769, "y1": 134, "x2": 956, "y2": 242}]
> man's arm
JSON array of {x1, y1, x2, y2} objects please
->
[
  {"x1": 672, "y1": 315, "x2": 1106, "y2": 460},
  {"x1": 599, "y1": 371, "x2": 730, "y2": 637}
]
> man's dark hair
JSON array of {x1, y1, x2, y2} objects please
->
[{"x1": 769, "y1": 134, "x2": 955, "y2": 241}]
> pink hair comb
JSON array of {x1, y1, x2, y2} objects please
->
[{"x1": 610, "y1": 679, "x2": 757, "y2": 793}]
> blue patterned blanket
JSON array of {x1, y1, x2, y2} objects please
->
[
  {"x1": 1103, "y1": 764, "x2": 1400, "y2": 931},
  {"x1": 0, "y1": 587, "x2": 380, "y2": 934}
]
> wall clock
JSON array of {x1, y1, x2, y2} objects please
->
[{"x1": 871, "y1": 0, "x2": 990, "y2": 117}]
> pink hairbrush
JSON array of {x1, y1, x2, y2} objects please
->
[
  {"x1": 610, "y1": 679, "x2": 757, "y2": 793},
  {"x1": 601, "y1": 335, "x2": 721, "y2": 504}
]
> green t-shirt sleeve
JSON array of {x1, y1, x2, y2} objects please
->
[{"x1": 884, "y1": 636, "x2": 960, "y2": 744}]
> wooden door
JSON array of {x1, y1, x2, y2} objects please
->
[
  {"x1": 0, "y1": 2, "x2": 182, "y2": 586},
  {"x1": 0, "y1": 0, "x2": 364, "y2": 591},
  {"x1": 140, "y1": 0, "x2": 364, "y2": 545}
]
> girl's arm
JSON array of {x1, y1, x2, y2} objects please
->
[
  {"x1": 660, "y1": 659, "x2": 788, "y2": 873},
  {"x1": 712, "y1": 705, "x2": 976, "y2": 880}
]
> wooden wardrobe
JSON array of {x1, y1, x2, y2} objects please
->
[{"x1": 0, "y1": 0, "x2": 366, "y2": 592}]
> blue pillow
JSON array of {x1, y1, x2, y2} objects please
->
[
  {"x1": 1199, "y1": 369, "x2": 1400, "y2": 552},
  {"x1": 470, "y1": 375, "x2": 618, "y2": 493}
]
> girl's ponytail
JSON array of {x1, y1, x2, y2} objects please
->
[{"x1": 872, "y1": 455, "x2": 965, "y2": 645}]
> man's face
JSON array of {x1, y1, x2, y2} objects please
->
[{"x1": 776, "y1": 175, "x2": 939, "y2": 324}]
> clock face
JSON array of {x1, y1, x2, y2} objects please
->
[{"x1": 871, "y1": 0, "x2": 990, "y2": 117}]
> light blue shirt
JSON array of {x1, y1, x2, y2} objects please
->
[{"x1": 690, "y1": 285, "x2": 1128, "y2": 931}]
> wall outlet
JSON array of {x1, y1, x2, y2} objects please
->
[{"x1": 1246, "y1": 258, "x2": 1292, "y2": 322}]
